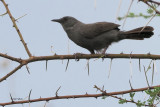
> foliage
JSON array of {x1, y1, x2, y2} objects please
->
[
  {"x1": 118, "y1": 87, "x2": 160, "y2": 107},
  {"x1": 117, "y1": 6, "x2": 160, "y2": 21}
]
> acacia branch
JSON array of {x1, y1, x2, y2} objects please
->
[
  {"x1": 24, "y1": 53, "x2": 160, "y2": 63},
  {"x1": 0, "y1": 53, "x2": 21, "y2": 63},
  {"x1": 139, "y1": 0, "x2": 160, "y2": 15},
  {"x1": 0, "y1": 64, "x2": 24, "y2": 82},
  {"x1": 1, "y1": 0, "x2": 32, "y2": 57},
  {"x1": 0, "y1": 53, "x2": 159, "y2": 83},
  {"x1": 0, "y1": 85, "x2": 159, "y2": 106},
  {"x1": 94, "y1": 85, "x2": 150, "y2": 106}
]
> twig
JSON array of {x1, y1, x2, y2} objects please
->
[
  {"x1": 0, "y1": 85, "x2": 160, "y2": 106},
  {"x1": 94, "y1": 85, "x2": 149, "y2": 106},
  {"x1": 0, "y1": 64, "x2": 24, "y2": 82},
  {"x1": 0, "y1": 53, "x2": 21, "y2": 63},
  {"x1": 122, "y1": 0, "x2": 134, "y2": 29},
  {"x1": 1, "y1": 0, "x2": 32, "y2": 57},
  {"x1": 139, "y1": 0, "x2": 160, "y2": 15},
  {"x1": 149, "y1": 0, "x2": 160, "y2": 5},
  {"x1": 140, "y1": 13, "x2": 156, "y2": 32},
  {"x1": 0, "y1": 11, "x2": 7, "y2": 16},
  {"x1": 116, "y1": 0, "x2": 123, "y2": 21}
]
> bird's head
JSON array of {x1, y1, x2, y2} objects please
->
[{"x1": 51, "y1": 16, "x2": 80, "y2": 28}]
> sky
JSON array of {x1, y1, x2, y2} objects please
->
[{"x1": 0, "y1": 0, "x2": 160, "y2": 107}]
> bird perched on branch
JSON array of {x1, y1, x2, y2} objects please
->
[{"x1": 51, "y1": 16, "x2": 154, "y2": 54}]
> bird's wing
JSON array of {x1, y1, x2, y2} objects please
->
[{"x1": 80, "y1": 22, "x2": 120, "y2": 39}]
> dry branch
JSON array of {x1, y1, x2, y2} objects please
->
[
  {"x1": 24, "y1": 54, "x2": 160, "y2": 63},
  {"x1": 1, "y1": 0, "x2": 32, "y2": 57},
  {"x1": 0, "y1": 53, "x2": 21, "y2": 63},
  {"x1": 0, "y1": 85, "x2": 159, "y2": 106},
  {"x1": 139, "y1": 0, "x2": 160, "y2": 15},
  {"x1": 0, "y1": 53, "x2": 160, "y2": 83},
  {"x1": 0, "y1": 64, "x2": 24, "y2": 82}
]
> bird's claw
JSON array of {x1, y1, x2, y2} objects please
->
[{"x1": 74, "y1": 53, "x2": 85, "y2": 61}]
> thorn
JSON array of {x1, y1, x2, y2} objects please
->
[
  {"x1": 139, "y1": 58, "x2": 141, "y2": 72},
  {"x1": 65, "y1": 59, "x2": 69, "y2": 72},
  {"x1": 15, "y1": 14, "x2": 27, "y2": 22},
  {"x1": 0, "y1": 11, "x2": 7, "y2": 16},
  {"x1": 87, "y1": 59, "x2": 89, "y2": 76},
  {"x1": 143, "y1": 65, "x2": 150, "y2": 87},
  {"x1": 46, "y1": 60, "x2": 48, "y2": 71},
  {"x1": 129, "y1": 52, "x2": 133, "y2": 79},
  {"x1": 151, "y1": 60, "x2": 155, "y2": 86},
  {"x1": 108, "y1": 58, "x2": 113, "y2": 78},
  {"x1": 26, "y1": 65, "x2": 30, "y2": 74},
  {"x1": 55, "y1": 86, "x2": 61, "y2": 97},
  {"x1": 129, "y1": 80, "x2": 133, "y2": 90},
  {"x1": 10, "y1": 93, "x2": 14, "y2": 103},
  {"x1": 28, "y1": 89, "x2": 32, "y2": 102}
]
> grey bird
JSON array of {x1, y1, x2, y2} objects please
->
[{"x1": 51, "y1": 16, "x2": 154, "y2": 54}]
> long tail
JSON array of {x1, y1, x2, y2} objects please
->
[{"x1": 119, "y1": 26, "x2": 154, "y2": 40}]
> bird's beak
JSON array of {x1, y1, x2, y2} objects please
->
[{"x1": 51, "y1": 19, "x2": 61, "y2": 23}]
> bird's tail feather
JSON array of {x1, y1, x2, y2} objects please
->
[{"x1": 119, "y1": 26, "x2": 154, "y2": 40}]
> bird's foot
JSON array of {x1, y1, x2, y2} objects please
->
[{"x1": 74, "y1": 53, "x2": 86, "y2": 61}]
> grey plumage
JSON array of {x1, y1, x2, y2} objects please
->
[{"x1": 51, "y1": 16, "x2": 154, "y2": 54}]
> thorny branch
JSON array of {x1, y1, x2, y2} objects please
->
[
  {"x1": 94, "y1": 85, "x2": 150, "y2": 106},
  {"x1": 1, "y1": 0, "x2": 32, "y2": 57},
  {"x1": 0, "y1": 53, "x2": 21, "y2": 63},
  {"x1": 0, "y1": 53, "x2": 160, "y2": 83},
  {"x1": 0, "y1": 64, "x2": 24, "y2": 82},
  {"x1": 139, "y1": 0, "x2": 160, "y2": 15},
  {"x1": 0, "y1": 85, "x2": 160, "y2": 106}
]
